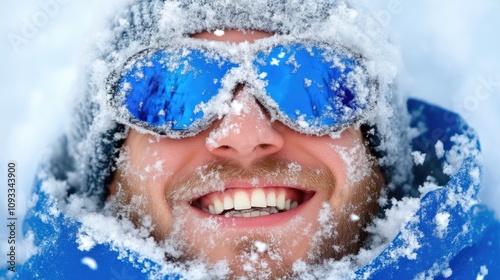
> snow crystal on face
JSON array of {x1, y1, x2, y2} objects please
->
[
  {"x1": 287, "y1": 162, "x2": 302, "y2": 173},
  {"x1": 206, "y1": 122, "x2": 241, "y2": 149},
  {"x1": 230, "y1": 99, "x2": 244, "y2": 116},
  {"x1": 330, "y1": 139, "x2": 373, "y2": 186},
  {"x1": 317, "y1": 202, "x2": 334, "y2": 225},
  {"x1": 303, "y1": 202, "x2": 340, "y2": 263},
  {"x1": 81, "y1": 257, "x2": 98, "y2": 270},
  {"x1": 350, "y1": 213, "x2": 360, "y2": 222}
]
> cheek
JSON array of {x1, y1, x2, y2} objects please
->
[
  {"x1": 129, "y1": 132, "x2": 213, "y2": 180},
  {"x1": 294, "y1": 130, "x2": 366, "y2": 190},
  {"x1": 329, "y1": 142, "x2": 374, "y2": 189},
  {"x1": 114, "y1": 166, "x2": 175, "y2": 240},
  {"x1": 117, "y1": 130, "x2": 214, "y2": 240},
  {"x1": 125, "y1": 136, "x2": 197, "y2": 183},
  {"x1": 114, "y1": 139, "x2": 178, "y2": 239},
  {"x1": 292, "y1": 129, "x2": 377, "y2": 208},
  {"x1": 327, "y1": 130, "x2": 373, "y2": 185}
]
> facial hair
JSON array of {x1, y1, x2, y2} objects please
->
[{"x1": 113, "y1": 156, "x2": 380, "y2": 279}]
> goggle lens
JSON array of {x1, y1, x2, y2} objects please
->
[
  {"x1": 120, "y1": 49, "x2": 237, "y2": 131},
  {"x1": 255, "y1": 45, "x2": 360, "y2": 131},
  {"x1": 111, "y1": 43, "x2": 371, "y2": 137}
]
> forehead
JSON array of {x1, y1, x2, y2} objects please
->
[{"x1": 191, "y1": 30, "x2": 273, "y2": 43}]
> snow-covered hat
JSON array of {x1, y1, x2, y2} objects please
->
[{"x1": 50, "y1": 0, "x2": 411, "y2": 202}]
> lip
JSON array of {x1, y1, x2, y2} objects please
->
[{"x1": 187, "y1": 182, "x2": 318, "y2": 228}]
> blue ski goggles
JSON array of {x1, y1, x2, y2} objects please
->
[{"x1": 108, "y1": 41, "x2": 376, "y2": 138}]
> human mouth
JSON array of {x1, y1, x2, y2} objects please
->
[{"x1": 190, "y1": 187, "x2": 315, "y2": 218}]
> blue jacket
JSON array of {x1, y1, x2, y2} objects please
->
[{"x1": 3, "y1": 99, "x2": 499, "y2": 279}]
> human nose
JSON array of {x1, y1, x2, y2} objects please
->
[{"x1": 206, "y1": 87, "x2": 284, "y2": 165}]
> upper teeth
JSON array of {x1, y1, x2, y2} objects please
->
[{"x1": 197, "y1": 187, "x2": 301, "y2": 216}]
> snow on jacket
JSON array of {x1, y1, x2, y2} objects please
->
[{"x1": 2, "y1": 98, "x2": 498, "y2": 279}]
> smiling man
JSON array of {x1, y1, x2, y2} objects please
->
[
  {"x1": 6, "y1": 0, "x2": 499, "y2": 279},
  {"x1": 108, "y1": 29, "x2": 384, "y2": 277}
]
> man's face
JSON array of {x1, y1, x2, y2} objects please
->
[{"x1": 110, "y1": 30, "x2": 384, "y2": 278}]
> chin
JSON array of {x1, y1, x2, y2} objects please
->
[{"x1": 155, "y1": 197, "x2": 367, "y2": 279}]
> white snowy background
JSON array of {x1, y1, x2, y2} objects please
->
[{"x1": 0, "y1": 0, "x2": 499, "y2": 247}]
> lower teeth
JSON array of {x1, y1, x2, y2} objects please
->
[{"x1": 224, "y1": 207, "x2": 280, "y2": 217}]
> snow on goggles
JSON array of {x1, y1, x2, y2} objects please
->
[{"x1": 108, "y1": 41, "x2": 375, "y2": 138}]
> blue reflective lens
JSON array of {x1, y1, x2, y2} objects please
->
[
  {"x1": 254, "y1": 45, "x2": 359, "y2": 130},
  {"x1": 118, "y1": 49, "x2": 237, "y2": 131},
  {"x1": 112, "y1": 44, "x2": 368, "y2": 137}
]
